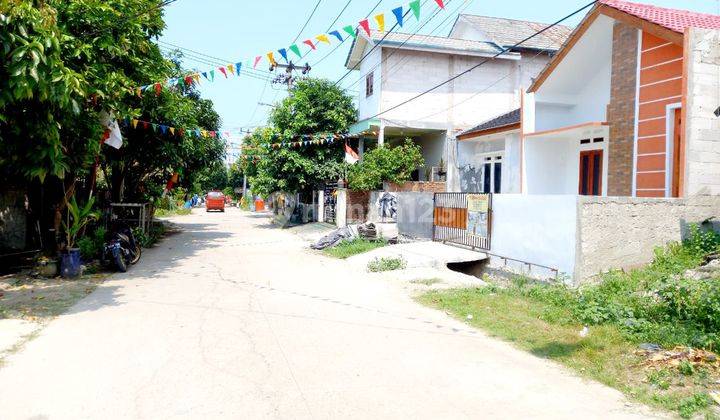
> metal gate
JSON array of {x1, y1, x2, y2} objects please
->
[
  {"x1": 432, "y1": 193, "x2": 492, "y2": 250},
  {"x1": 323, "y1": 185, "x2": 336, "y2": 224}
]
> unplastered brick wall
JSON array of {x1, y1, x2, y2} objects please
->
[
  {"x1": 346, "y1": 190, "x2": 370, "y2": 223},
  {"x1": 606, "y1": 22, "x2": 638, "y2": 197},
  {"x1": 684, "y1": 28, "x2": 720, "y2": 196},
  {"x1": 575, "y1": 195, "x2": 720, "y2": 281},
  {"x1": 385, "y1": 181, "x2": 446, "y2": 193}
]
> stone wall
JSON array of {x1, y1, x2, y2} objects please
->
[
  {"x1": 606, "y1": 22, "x2": 638, "y2": 197},
  {"x1": 684, "y1": 28, "x2": 720, "y2": 196},
  {"x1": 0, "y1": 189, "x2": 27, "y2": 250},
  {"x1": 384, "y1": 181, "x2": 446, "y2": 193},
  {"x1": 576, "y1": 195, "x2": 720, "y2": 280}
]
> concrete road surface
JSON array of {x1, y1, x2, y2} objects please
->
[{"x1": 0, "y1": 208, "x2": 659, "y2": 419}]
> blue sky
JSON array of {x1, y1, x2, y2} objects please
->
[{"x1": 159, "y1": 0, "x2": 719, "y2": 143}]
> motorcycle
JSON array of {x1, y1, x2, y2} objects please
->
[{"x1": 102, "y1": 221, "x2": 142, "y2": 272}]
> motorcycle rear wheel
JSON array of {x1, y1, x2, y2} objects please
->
[
  {"x1": 115, "y1": 252, "x2": 128, "y2": 272},
  {"x1": 129, "y1": 244, "x2": 142, "y2": 265}
]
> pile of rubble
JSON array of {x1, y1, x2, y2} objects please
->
[{"x1": 636, "y1": 345, "x2": 719, "y2": 371}]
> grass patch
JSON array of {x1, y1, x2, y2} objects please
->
[
  {"x1": 410, "y1": 278, "x2": 443, "y2": 286},
  {"x1": 417, "y1": 224, "x2": 720, "y2": 418},
  {"x1": 323, "y1": 238, "x2": 387, "y2": 259},
  {"x1": 367, "y1": 256, "x2": 406, "y2": 272},
  {"x1": 154, "y1": 207, "x2": 191, "y2": 217}
]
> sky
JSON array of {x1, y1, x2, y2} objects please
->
[{"x1": 159, "y1": 0, "x2": 720, "y2": 145}]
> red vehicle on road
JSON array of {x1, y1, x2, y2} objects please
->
[{"x1": 205, "y1": 191, "x2": 225, "y2": 212}]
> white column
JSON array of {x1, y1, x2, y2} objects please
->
[
  {"x1": 445, "y1": 133, "x2": 461, "y2": 192},
  {"x1": 336, "y1": 188, "x2": 347, "y2": 228},
  {"x1": 378, "y1": 120, "x2": 385, "y2": 147},
  {"x1": 317, "y1": 190, "x2": 325, "y2": 223}
]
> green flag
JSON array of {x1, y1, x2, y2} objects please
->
[
  {"x1": 343, "y1": 25, "x2": 357, "y2": 38},
  {"x1": 289, "y1": 44, "x2": 302, "y2": 58},
  {"x1": 209, "y1": 69, "x2": 215, "y2": 81},
  {"x1": 409, "y1": 0, "x2": 421, "y2": 20}
]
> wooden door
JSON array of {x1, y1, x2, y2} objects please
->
[
  {"x1": 671, "y1": 108, "x2": 682, "y2": 197},
  {"x1": 579, "y1": 150, "x2": 603, "y2": 196}
]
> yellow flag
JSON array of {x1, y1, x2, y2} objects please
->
[
  {"x1": 169, "y1": 127, "x2": 175, "y2": 136},
  {"x1": 201, "y1": 130, "x2": 208, "y2": 137},
  {"x1": 266, "y1": 52, "x2": 277, "y2": 65},
  {"x1": 131, "y1": 119, "x2": 139, "y2": 129},
  {"x1": 315, "y1": 34, "x2": 331, "y2": 44},
  {"x1": 192, "y1": 73, "x2": 200, "y2": 83},
  {"x1": 227, "y1": 64, "x2": 235, "y2": 76},
  {"x1": 375, "y1": 13, "x2": 385, "y2": 32}
]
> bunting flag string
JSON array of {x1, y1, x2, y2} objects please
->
[{"x1": 135, "y1": 0, "x2": 444, "y2": 95}]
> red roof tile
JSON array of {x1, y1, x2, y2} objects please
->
[{"x1": 601, "y1": 0, "x2": 720, "y2": 33}]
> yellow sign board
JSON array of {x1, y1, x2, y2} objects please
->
[{"x1": 467, "y1": 194, "x2": 489, "y2": 213}]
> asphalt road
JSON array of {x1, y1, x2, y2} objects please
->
[{"x1": 0, "y1": 208, "x2": 659, "y2": 419}]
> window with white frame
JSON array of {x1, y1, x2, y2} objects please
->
[{"x1": 481, "y1": 154, "x2": 503, "y2": 194}]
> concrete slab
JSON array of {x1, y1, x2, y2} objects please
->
[
  {"x1": 0, "y1": 319, "x2": 41, "y2": 355},
  {"x1": 346, "y1": 241, "x2": 487, "y2": 271}
]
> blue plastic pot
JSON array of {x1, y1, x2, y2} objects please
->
[{"x1": 60, "y1": 248, "x2": 82, "y2": 278}]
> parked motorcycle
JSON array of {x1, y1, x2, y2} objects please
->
[{"x1": 102, "y1": 221, "x2": 141, "y2": 272}]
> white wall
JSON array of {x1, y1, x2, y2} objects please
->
[
  {"x1": 457, "y1": 134, "x2": 521, "y2": 193},
  {"x1": 524, "y1": 137, "x2": 575, "y2": 194},
  {"x1": 357, "y1": 45, "x2": 382, "y2": 121},
  {"x1": 504, "y1": 133, "x2": 522, "y2": 193},
  {"x1": 379, "y1": 48, "x2": 518, "y2": 130},
  {"x1": 416, "y1": 132, "x2": 447, "y2": 177},
  {"x1": 490, "y1": 194, "x2": 579, "y2": 278}
]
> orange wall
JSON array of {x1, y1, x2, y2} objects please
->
[{"x1": 635, "y1": 32, "x2": 684, "y2": 197}]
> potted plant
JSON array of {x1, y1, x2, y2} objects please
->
[{"x1": 60, "y1": 195, "x2": 99, "y2": 279}]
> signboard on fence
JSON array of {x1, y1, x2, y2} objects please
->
[{"x1": 466, "y1": 194, "x2": 489, "y2": 237}]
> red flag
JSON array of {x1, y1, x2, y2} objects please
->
[
  {"x1": 303, "y1": 39, "x2": 316, "y2": 50},
  {"x1": 218, "y1": 67, "x2": 227, "y2": 78},
  {"x1": 253, "y1": 56, "x2": 262, "y2": 69},
  {"x1": 143, "y1": 121, "x2": 149, "y2": 130},
  {"x1": 434, "y1": 0, "x2": 444, "y2": 7},
  {"x1": 184, "y1": 75, "x2": 194, "y2": 86},
  {"x1": 210, "y1": 131, "x2": 216, "y2": 138},
  {"x1": 154, "y1": 83, "x2": 161, "y2": 96},
  {"x1": 359, "y1": 19, "x2": 371, "y2": 36}
]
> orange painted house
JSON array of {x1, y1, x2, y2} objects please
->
[{"x1": 461, "y1": 0, "x2": 720, "y2": 198}]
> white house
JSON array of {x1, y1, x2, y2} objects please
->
[{"x1": 344, "y1": 15, "x2": 572, "y2": 190}]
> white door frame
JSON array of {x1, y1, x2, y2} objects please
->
[{"x1": 665, "y1": 102, "x2": 682, "y2": 198}]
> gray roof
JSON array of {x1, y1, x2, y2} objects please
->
[
  {"x1": 460, "y1": 108, "x2": 520, "y2": 138},
  {"x1": 368, "y1": 30, "x2": 502, "y2": 55},
  {"x1": 455, "y1": 15, "x2": 573, "y2": 51}
]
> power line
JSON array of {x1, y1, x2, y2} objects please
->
[
  {"x1": 157, "y1": 46, "x2": 273, "y2": 83},
  {"x1": 291, "y1": 0, "x2": 325, "y2": 45},
  {"x1": 309, "y1": 0, "x2": 384, "y2": 67},
  {"x1": 333, "y1": 2, "x2": 421, "y2": 87},
  {"x1": 356, "y1": 0, "x2": 598, "y2": 124},
  {"x1": 342, "y1": 0, "x2": 460, "y2": 91}
]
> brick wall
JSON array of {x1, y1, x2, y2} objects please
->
[
  {"x1": 385, "y1": 181, "x2": 446, "y2": 193},
  {"x1": 606, "y1": 22, "x2": 638, "y2": 197},
  {"x1": 346, "y1": 190, "x2": 370, "y2": 223}
]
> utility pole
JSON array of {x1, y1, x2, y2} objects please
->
[{"x1": 269, "y1": 61, "x2": 311, "y2": 91}]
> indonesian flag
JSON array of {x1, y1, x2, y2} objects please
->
[{"x1": 345, "y1": 143, "x2": 360, "y2": 164}]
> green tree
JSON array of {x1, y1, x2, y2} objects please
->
[
  {"x1": 347, "y1": 140, "x2": 424, "y2": 191},
  {"x1": 248, "y1": 78, "x2": 356, "y2": 196}
]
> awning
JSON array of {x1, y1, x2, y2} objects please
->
[{"x1": 348, "y1": 119, "x2": 380, "y2": 136}]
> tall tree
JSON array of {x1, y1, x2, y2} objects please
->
[{"x1": 247, "y1": 78, "x2": 356, "y2": 196}]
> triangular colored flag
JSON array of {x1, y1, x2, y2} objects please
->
[
  {"x1": 345, "y1": 143, "x2": 360, "y2": 164},
  {"x1": 329, "y1": 30, "x2": 343, "y2": 42},
  {"x1": 178, "y1": 128, "x2": 185, "y2": 137},
  {"x1": 358, "y1": 19, "x2": 371, "y2": 37},
  {"x1": 278, "y1": 48, "x2": 288, "y2": 63},
  {"x1": 266, "y1": 52, "x2": 277, "y2": 65},
  {"x1": 160, "y1": 125, "x2": 168, "y2": 134},
  {"x1": 218, "y1": 67, "x2": 227, "y2": 78},
  {"x1": 143, "y1": 121, "x2": 149, "y2": 130},
  {"x1": 177, "y1": 78, "x2": 185, "y2": 88},
  {"x1": 192, "y1": 73, "x2": 201, "y2": 84},
  {"x1": 315, "y1": 34, "x2": 330, "y2": 44},
  {"x1": 210, "y1": 131, "x2": 216, "y2": 138},
  {"x1": 169, "y1": 127, "x2": 175, "y2": 136},
  {"x1": 392, "y1": 7, "x2": 404, "y2": 26},
  {"x1": 289, "y1": 44, "x2": 302, "y2": 58},
  {"x1": 131, "y1": 119, "x2": 139, "y2": 129},
  {"x1": 201, "y1": 130, "x2": 207, "y2": 137},
  {"x1": 253, "y1": 56, "x2": 262, "y2": 69},
  {"x1": 136, "y1": 87, "x2": 142, "y2": 97},
  {"x1": 433, "y1": 0, "x2": 445, "y2": 8},
  {"x1": 201, "y1": 72, "x2": 209, "y2": 81},
  {"x1": 195, "y1": 129, "x2": 201, "y2": 137},
  {"x1": 234, "y1": 62, "x2": 242, "y2": 75},
  {"x1": 374, "y1": 13, "x2": 385, "y2": 32},
  {"x1": 184, "y1": 75, "x2": 193, "y2": 86},
  {"x1": 227, "y1": 64, "x2": 235, "y2": 76},
  {"x1": 343, "y1": 25, "x2": 357, "y2": 38},
  {"x1": 409, "y1": 0, "x2": 421, "y2": 20},
  {"x1": 209, "y1": 70, "x2": 215, "y2": 81},
  {"x1": 154, "y1": 83, "x2": 162, "y2": 96},
  {"x1": 151, "y1": 123, "x2": 158, "y2": 132},
  {"x1": 303, "y1": 39, "x2": 316, "y2": 50}
]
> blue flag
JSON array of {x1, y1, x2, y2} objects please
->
[
  {"x1": 278, "y1": 48, "x2": 289, "y2": 63},
  {"x1": 392, "y1": 7, "x2": 404, "y2": 26},
  {"x1": 329, "y1": 30, "x2": 343, "y2": 42}
]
